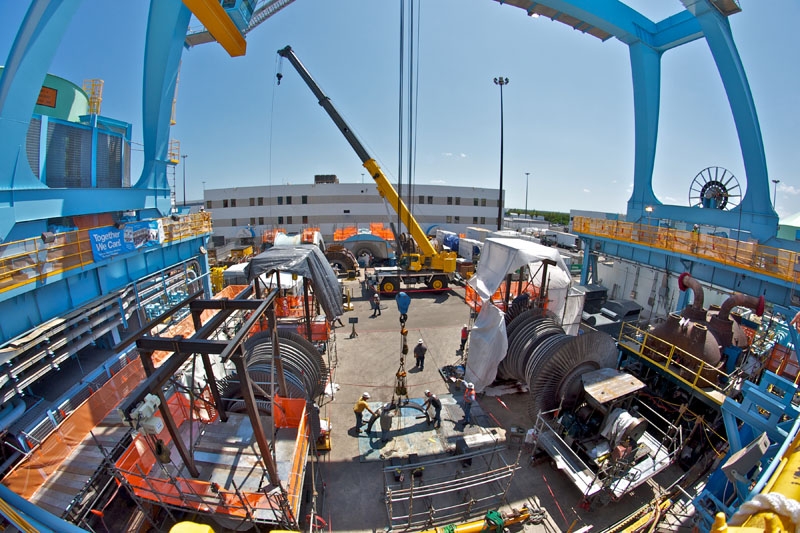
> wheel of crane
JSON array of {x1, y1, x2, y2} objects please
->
[
  {"x1": 428, "y1": 275, "x2": 449, "y2": 290},
  {"x1": 380, "y1": 278, "x2": 399, "y2": 293}
]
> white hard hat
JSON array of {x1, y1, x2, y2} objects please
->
[
  {"x1": 424, "y1": 390, "x2": 431, "y2": 396},
  {"x1": 418, "y1": 339, "x2": 424, "y2": 344},
  {"x1": 466, "y1": 382, "x2": 474, "y2": 389},
  {"x1": 463, "y1": 324, "x2": 467, "y2": 328},
  {"x1": 362, "y1": 392, "x2": 370, "y2": 399}
]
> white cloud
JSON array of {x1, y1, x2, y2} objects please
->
[
  {"x1": 583, "y1": 188, "x2": 591, "y2": 193},
  {"x1": 429, "y1": 179, "x2": 447, "y2": 185},
  {"x1": 779, "y1": 183, "x2": 800, "y2": 195},
  {"x1": 442, "y1": 152, "x2": 453, "y2": 157},
  {"x1": 664, "y1": 196, "x2": 677, "y2": 203},
  {"x1": 460, "y1": 153, "x2": 467, "y2": 158}
]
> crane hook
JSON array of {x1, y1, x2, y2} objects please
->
[{"x1": 276, "y1": 72, "x2": 283, "y2": 85}]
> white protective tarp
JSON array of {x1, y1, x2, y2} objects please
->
[{"x1": 464, "y1": 237, "x2": 576, "y2": 392}]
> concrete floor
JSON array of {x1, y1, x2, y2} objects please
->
[{"x1": 311, "y1": 274, "x2": 687, "y2": 532}]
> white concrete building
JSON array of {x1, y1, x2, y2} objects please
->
[{"x1": 204, "y1": 181, "x2": 502, "y2": 246}]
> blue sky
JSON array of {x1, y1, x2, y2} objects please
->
[{"x1": 2, "y1": 1, "x2": 799, "y2": 219}]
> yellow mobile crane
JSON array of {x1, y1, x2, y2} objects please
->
[{"x1": 277, "y1": 46, "x2": 457, "y2": 294}]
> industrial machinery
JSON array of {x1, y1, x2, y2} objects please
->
[
  {"x1": 531, "y1": 368, "x2": 682, "y2": 508},
  {"x1": 277, "y1": 46, "x2": 456, "y2": 294}
]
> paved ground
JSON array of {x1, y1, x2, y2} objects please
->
[{"x1": 313, "y1": 273, "x2": 683, "y2": 532}]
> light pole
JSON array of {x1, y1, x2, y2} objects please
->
[
  {"x1": 181, "y1": 154, "x2": 187, "y2": 207},
  {"x1": 524, "y1": 172, "x2": 530, "y2": 216},
  {"x1": 772, "y1": 179, "x2": 780, "y2": 208},
  {"x1": 493, "y1": 76, "x2": 509, "y2": 230}
]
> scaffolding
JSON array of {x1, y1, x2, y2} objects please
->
[{"x1": 383, "y1": 446, "x2": 519, "y2": 530}]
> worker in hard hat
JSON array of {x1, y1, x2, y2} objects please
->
[
  {"x1": 460, "y1": 324, "x2": 469, "y2": 352},
  {"x1": 353, "y1": 392, "x2": 375, "y2": 432},
  {"x1": 414, "y1": 339, "x2": 427, "y2": 371},
  {"x1": 423, "y1": 390, "x2": 442, "y2": 429},
  {"x1": 463, "y1": 381, "x2": 476, "y2": 426}
]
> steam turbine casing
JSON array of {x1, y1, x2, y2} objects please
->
[{"x1": 646, "y1": 315, "x2": 722, "y2": 387}]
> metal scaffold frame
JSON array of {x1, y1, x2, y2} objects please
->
[{"x1": 383, "y1": 446, "x2": 520, "y2": 530}]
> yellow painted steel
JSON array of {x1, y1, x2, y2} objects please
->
[
  {"x1": 618, "y1": 323, "x2": 729, "y2": 405},
  {"x1": 81, "y1": 78, "x2": 103, "y2": 115},
  {"x1": 181, "y1": 0, "x2": 246, "y2": 57},
  {"x1": 732, "y1": 425, "x2": 800, "y2": 532},
  {"x1": 169, "y1": 522, "x2": 216, "y2": 533},
  {"x1": 417, "y1": 506, "x2": 530, "y2": 533},
  {"x1": 619, "y1": 500, "x2": 671, "y2": 533},
  {"x1": 0, "y1": 496, "x2": 38, "y2": 533},
  {"x1": 711, "y1": 511, "x2": 785, "y2": 532},
  {"x1": 573, "y1": 216, "x2": 799, "y2": 284},
  {"x1": 364, "y1": 159, "x2": 457, "y2": 273},
  {"x1": 0, "y1": 212, "x2": 212, "y2": 296}
]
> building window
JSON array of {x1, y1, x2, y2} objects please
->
[
  {"x1": 302, "y1": 215, "x2": 308, "y2": 224},
  {"x1": 250, "y1": 217, "x2": 256, "y2": 225},
  {"x1": 455, "y1": 197, "x2": 461, "y2": 206},
  {"x1": 446, "y1": 216, "x2": 452, "y2": 223},
  {"x1": 250, "y1": 198, "x2": 255, "y2": 206},
  {"x1": 287, "y1": 216, "x2": 293, "y2": 224},
  {"x1": 258, "y1": 217, "x2": 264, "y2": 225},
  {"x1": 206, "y1": 200, "x2": 212, "y2": 209},
  {"x1": 427, "y1": 196, "x2": 433, "y2": 204},
  {"x1": 447, "y1": 197, "x2": 452, "y2": 205},
  {"x1": 481, "y1": 198, "x2": 487, "y2": 207},
  {"x1": 454, "y1": 216, "x2": 460, "y2": 223},
  {"x1": 231, "y1": 218, "x2": 237, "y2": 226},
  {"x1": 278, "y1": 216, "x2": 284, "y2": 224},
  {"x1": 419, "y1": 195, "x2": 424, "y2": 204},
  {"x1": 278, "y1": 197, "x2": 283, "y2": 205},
  {"x1": 473, "y1": 217, "x2": 478, "y2": 224},
  {"x1": 223, "y1": 199, "x2": 229, "y2": 208},
  {"x1": 480, "y1": 217, "x2": 485, "y2": 224},
  {"x1": 302, "y1": 195, "x2": 308, "y2": 204},
  {"x1": 286, "y1": 196, "x2": 293, "y2": 205},
  {"x1": 258, "y1": 197, "x2": 264, "y2": 206},
  {"x1": 231, "y1": 198, "x2": 236, "y2": 207}
]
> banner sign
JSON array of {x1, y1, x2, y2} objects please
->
[{"x1": 88, "y1": 220, "x2": 164, "y2": 261}]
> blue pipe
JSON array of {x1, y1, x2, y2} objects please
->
[{"x1": 0, "y1": 483, "x2": 88, "y2": 533}]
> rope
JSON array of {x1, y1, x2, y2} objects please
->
[{"x1": 729, "y1": 493, "x2": 800, "y2": 530}]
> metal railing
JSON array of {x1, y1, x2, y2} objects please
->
[
  {"x1": 573, "y1": 216, "x2": 799, "y2": 283},
  {"x1": 618, "y1": 323, "x2": 733, "y2": 405},
  {"x1": 0, "y1": 212, "x2": 212, "y2": 296}
]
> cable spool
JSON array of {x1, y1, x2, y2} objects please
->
[{"x1": 220, "y1": 330, "x2": 328, "y2": 406}]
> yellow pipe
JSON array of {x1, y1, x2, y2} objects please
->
[{"x1": 417, "y1": 507, "x2": 530, "y2": 533}]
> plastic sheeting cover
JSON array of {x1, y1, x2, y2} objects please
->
[
  {"x1": 464, "y1": 238, "x2": 578, "y2": 392},
  {"x1": 464, "y1": 304, "x2": 507, "y2": 393},
  {"x1": 246, "y1": 245, "x2": 344, "y2": 319}
]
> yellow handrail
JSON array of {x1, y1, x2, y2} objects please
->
[
  {"x1": 574, "y1": 216, "x2": 799, "y2": 283},
  {"x1": 0, "y1": 212, "x2": 212, "y2": 295}
]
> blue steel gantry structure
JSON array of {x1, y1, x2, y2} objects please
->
[{"x1": 493, "y1": 1, "x2": 795, "y2": 307}]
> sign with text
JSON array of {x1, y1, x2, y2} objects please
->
[{"x1": 88, "y1": 220, "x2": 164, "y2": 261}]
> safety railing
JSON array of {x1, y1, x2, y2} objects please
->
[
  {"x1": 618, "y1": 323, "x2": 733, "y2": 405},
  {"x1": 464, "y1": 282, "x2": 543, "y2": 313},
  {"x1": 573, "y1": 216, "x2": 800, "y2": 283},
  {"x1": 0, "y1": 212, "x2": 212, "y2": 296}
]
